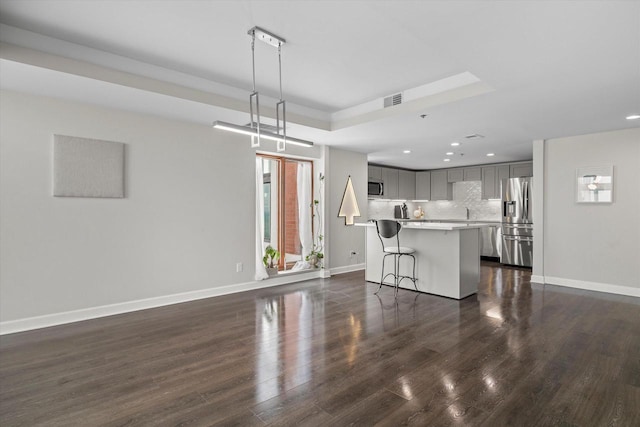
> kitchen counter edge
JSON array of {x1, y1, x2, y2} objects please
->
[{"x1": 354, "y1": 222, "x2": 491, "y2": 231}]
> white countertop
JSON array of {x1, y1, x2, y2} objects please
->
[
  {"x1": 403, "y1": 219, "x2": 502, "y2": 224},
  {"x1": 355, "y1": 222, "x2": 491, "y2": 231}
]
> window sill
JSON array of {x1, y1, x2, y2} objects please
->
[{"x1": 270, "y1": 267, "x2": 322, "y2": 278}]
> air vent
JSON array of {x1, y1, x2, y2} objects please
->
[
  {"x1": 465, "y1": 134, "x2": 485, "y2": 139},
  {"x1": 383, "y1": 93, "x2": 403, "y2": 108}
]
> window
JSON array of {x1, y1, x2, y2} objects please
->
[{"x1": 258, "y1": 154, "x2": 313, "y2": 270}]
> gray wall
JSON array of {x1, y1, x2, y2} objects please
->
[
  {"x1": 543, "y1": 128, "x2": 640, "y2": 292},
  {"x1": 327, "y1": 147, "x2": 368, "y2": 270},
  {"x1": 0, "y1": 90, "x2": 337, "y2": 326},
  {"x1": 0, "y1": 91, "x2": 252, "y2": 321}
]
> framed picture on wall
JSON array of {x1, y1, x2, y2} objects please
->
[{"x1": 576, "y1": 165, "x2": 613, "y2": 203}]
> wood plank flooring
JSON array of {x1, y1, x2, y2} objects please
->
[{"x1": 1, "y1": 262, "x2": 639, "y2": 426}]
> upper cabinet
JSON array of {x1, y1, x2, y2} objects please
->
[
  {"x1": 368, "y1": 165, "x2": 382, "y2": 181},
  {"x1": 497, "y1": 164, "x2": 510, "y2": 189},
  {"x1": 464, "y1": 167, "x2": 482, "y2": 181},
  {"x1": 482, "y1": 164, "x2": 512, "y2": 199},
  {"x1": 448, "y1": 167, "x2": 481, "y2": 182},
  {"x1": 510, "y1": 162, "x2": 533, "y2": 178},
  {"x1": 368, "y1": 161, "x2": 531, "y2": 201},
  {"x1": 481, "y1": 166, "x2": 497, "y2": 199},
  {"x1": 415, "y1": 171, "x2": 431, "y2": 200},
  {"x1": 381, "y1": 167, "x2": 399, "y2": 199},
  {"x1": 447, "y1": 169, "x2": 464, "y2": 183},
  {"x1": 431, "y1": 170, "x2": 453, "y2": 200},
  {"x1": 398, "y1": 170, "x2": 416, "y2": 200},
  {"x1": 368, "y1": 166, "x2": 414, "y2": 200}
]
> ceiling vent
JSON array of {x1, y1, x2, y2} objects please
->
[
  {"x1": 383, "y1": 93, "x2": 403, "y2": 108},
  {"x1": 465, "y1": 134, "x2": 485, "y2": 139}
]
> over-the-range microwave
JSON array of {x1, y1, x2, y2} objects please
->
[{"x1": 368, "y1": 180, "x2": 384, "y2": 197}]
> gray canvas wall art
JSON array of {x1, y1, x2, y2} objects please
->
[{"x1": 53, "y1": 135, "x2": 125, "y2": 198}]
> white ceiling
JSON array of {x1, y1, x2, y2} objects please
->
[{"x1": 0, "y1": 0, "x2": 638, "y2": 170}]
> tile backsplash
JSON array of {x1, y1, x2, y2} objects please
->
[{"x1": 368, "y1": 181, "x2": 501, "y2": 221}]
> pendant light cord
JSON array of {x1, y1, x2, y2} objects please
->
[
  {"x1": 278, "y1": 44, "x2": 283, "y2": 101},
  {"x1": 251, "y1": 31, "x2": 256, "y2": 93}
]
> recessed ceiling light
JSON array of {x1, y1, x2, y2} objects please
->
[
  {"x1": 446, "y1": 152, "x2": 454, "y2": 155},
  {"x1": 451, "y1": 142, "x2": 460, "y2": 146},
  {"x1": 444, "y1": 158, "x2": 451, "y2": 162},
  {"x1": 626, "y1": 114, "x2": 640, "y2": 120},
  {"x1": 403, "y1": 150, "x2": 411, "y2": 154},
  {"x1": 486, "y1": 153, "x2": 495, "y2": 157}
]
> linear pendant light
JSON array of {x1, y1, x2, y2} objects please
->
[
  {"x1": 212, "y1": 26, "x2": 313, "y2": 150},
  {"x1": 212, "y1": 121, "x2": 313, "y2": 147}
]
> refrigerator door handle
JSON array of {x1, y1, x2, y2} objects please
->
[
  {"x1": 523, "y1": 181, "x2": 528, "y2": 220},
  {"x1": 526, "y1": 181, "x2": 530, "y2": 220}
]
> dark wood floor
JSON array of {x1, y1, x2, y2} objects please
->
[{"x1": 1, "y1": 262, "x2": 639, "y2": 426}]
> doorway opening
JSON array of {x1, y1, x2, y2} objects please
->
[{"x1": 258, "y1": 154, "x2": 313, "y2": 271}]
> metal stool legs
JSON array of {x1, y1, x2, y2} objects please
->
[{"x1": 375, "y1": 252, "x2": 418, "y2": 297}]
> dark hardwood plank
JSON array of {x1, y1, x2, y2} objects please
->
[{"x1": 1, "y1": 261, "x2": 639, "y2": 426}]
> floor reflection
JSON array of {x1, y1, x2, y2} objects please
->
[
  {"x1": 253, "y1": 262, "x2": 539, "y2": 404},
  {"x1": 338, "y1": 313, "x2": 362, "y2": 368},
  {"x1": 255, "y1": 290, "x2": 325, "y2": 402},
  {"x1": 478, "y1": 262, "x2": 537, "y2": 356},
  {"x1": 366, "y1": 292, "x2": 422, "y2": 334},
  {"x1": 479, "y1": 264, "x2": 535, "y2": 323}
]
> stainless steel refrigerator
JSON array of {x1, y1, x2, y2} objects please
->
[{"x1": 501, "y1": 177, "x2": 533, "y2": 267}]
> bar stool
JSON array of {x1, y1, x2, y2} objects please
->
[{"x1": 374, "y1": 220, "x2": 418, "y2": 297}]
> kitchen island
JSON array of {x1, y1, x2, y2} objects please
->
[{"x1": 356, "y1": 222, "x2": 489, "y2": 299}]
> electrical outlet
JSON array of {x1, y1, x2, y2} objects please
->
[{"x1": 236, "y1": 262, "x2": 243, "y2": 273}]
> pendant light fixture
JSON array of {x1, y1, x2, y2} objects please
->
[{"x1": 213, "y1": 27, "x2": 313, "y2": 149}]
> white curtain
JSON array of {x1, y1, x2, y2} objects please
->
[
  {"x1": 255, "y1": 158, "x2": 268, "y2": 281},
  {"x1": 297, "y1": 162, "x2": 313, "y2": 259}
]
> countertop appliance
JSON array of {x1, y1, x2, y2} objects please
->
[
  {"x1": 501, "y1": 177, "x2": 533, "y2": 267},
  {"x1": 368, "y1": 179, "x2": 383, "y2": 197},
  {"x1": 394, "y1": 203, "x2": 409, "y2": 219}
]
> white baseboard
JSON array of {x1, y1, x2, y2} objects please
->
[
  {"x1": 531, "y1": 275, "x2": 545, "y2": 284},
  {"x1": 544, "y1": 276, "x2": 640, "y2": 298},
  {"x1": 0, "y1": 270, "x2": 322, "y2": 335},
  {"x1": 330, "y1": 263, "x2": 365, "y2": 276}
]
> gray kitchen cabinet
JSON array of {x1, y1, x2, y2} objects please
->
[
  {"x1": 398, "y1": 170, "x2": 416, "y2": 200},
  {"x1": 415, "y1": 171, "x2": 431, "y2": 200},
  {"x1": 497, "y1": 164, "x2": 510, "y2": 194},
  {"x1": 481, "y1": 166, "x2": 497, "y2": 199},
  {"x1": 510, "y1": 162, "x2": 533, "y2": 178},
  {"x1": 368, "y1": 165, "x2": 382, "y2": 181},
  {"x1": 497, "y1": 164, "x2": 510, "y2": 181},
  {"x1": 464, "y1": 167, "x2": 482, "y2": 181},
  {"x1": 447, "y1": 169, "x2": 464, "y2": 183},
  {"x1": 431, "y1": 170, "x2": 453, "y2": 200},
  {"x1": 483, "y1": 164, "x2": 511, "y2": 199},
  {"x1": 382, "y1": 167, "x2": 399, "y2": 199}
]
